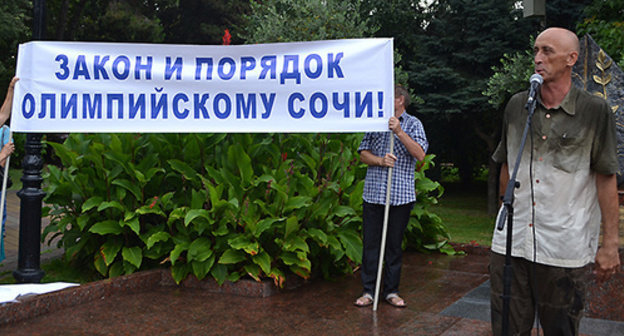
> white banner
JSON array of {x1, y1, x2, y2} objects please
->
[{"x1": 12, "y1": 39, "x2": 394, "y2": 133}]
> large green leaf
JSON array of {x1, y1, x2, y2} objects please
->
[
  {"x1": 168, "y1": 207, "x2": 188, "y2": 226},
  {"x1": 253, "y1": 217, "x2": 283, "y2": 238},
  {"x1": 191, "y1": 189, "x2": 207, "y2": 209},
  {"x1": 283, "y1": 196, "x2": 311, "y2": 212},
  {"x1": 290, "y1": 264, "x2": 311, "y2": 279},
  {"x1": 89, "y1": 220, "x2": 123, "y2": 235},
  {"x1": 252, "y1": 251, "x2": 272, "y2": 274},
  {"x1": 100, "y1": 239, "x2": 123, "y2": 266},
  {"x1": 123, "y1": 217, "x2": 141, "y2": 235},
  {"x1": 170, "y1": 242, "x2": 189, "y2": 266},
  {"x1": 143, "y1": 167, "x2": 165, "y2": 182},
  {"x1": 112, "y1": 179, "x2": 142, "y2": 201},
  {"x1": 307, "y1": 228, "x2": 328, "y2": 246},
  {"x1": 97, "y1": 201, "x2": 125, "y2": 213},
  {"x1": 232, "y1": 145, "x2": 253, "y2": 184},
  {"x1": 82, "y1": 196, "x2": 103, "y2": 213},
  {"x1": 416, "y1": 178, "x2": 441, "y2": 193},
  {"x1": 338, "y1": 230, "x2": 362, "y2": 263},
  {"x1": 253, "y1": 174, "x2": 274, "y2": 187},
  {"x1": 146, "y1": 231, "x2": 172, "y2": 249},
  {"x1": 46, "y1": 141, "x2": 78, "y2": 167},
  {"x1": 333, "y1": 205, "x2": 356, "y2": 218},
  {"x1": 244, "y1": 263, "x2": 261, "y2": 282},
  {"x1": 211, "y1": 264, "x2": 228, "y2": 285},
  {"x1": 171, "y1": 263, "x2": 191, "y2": 284},
  {"x1": 168, "y1": 159, "x2": 200, "y2": 184},
  {"x1": 188, "y1": 237, "x2": 213, "y2": 262},
  {"x1": 218, "y1": 248, "x2": 246, "y2": 264},
  {"x1": 213, "y1": 223, "x2": 229, "y2": 236},
  {"x1": 122, "y1": 246, "x2": 142, "y2": 268},
  {"x1": 284, "y1": 235, "x2": 309, "y2": 253},
  {"x1": 93, "y1": 252, "x2": 108, "y2": 276},
  {"x1": 284, "y1": 216, "x2": 299, "y2": 239},
  {"x1": 184, "y1": 209, "x2": 211, "y2": 227},
  {"x1": 76, "y1": 215, "x2": 91, "y2": 231},
  {"x1": 349, "y1": 180, "x2": 365, "y2": 209},
  {"x1": 228, "y1": 235, "x2": 259, "y2": 255},
  {"x1": 280, "y1": 251, "x2": 299, "y2": 266},
  {"x1": 109, "y1": 260, "x2": 124, "y2": 278},
  {"x1": 191, "y1": 255, "x2": 215, "y2": 280}
]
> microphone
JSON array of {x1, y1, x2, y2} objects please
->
[
  {"x1": 496, "y1": 205, "x2": 507, "y2": 231},
  {"x1": 527, "y1": 73, "x2": 543, "y2": 105}
]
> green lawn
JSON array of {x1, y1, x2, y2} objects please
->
[
  {"x1": 8, "y1": 168, "x2": 23, "y2": 191},
  {"x1": 433, "y1": 182, "x2": 496, "y2": 247}
]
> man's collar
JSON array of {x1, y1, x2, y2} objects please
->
[
  {"x1": 538, "y1": 85, "x2": 578, "y2": 116},
  {"x1": 558, "y1": 85, "x2": 578, "y2": 116},
  {"x1": 396, "y1": 110, "x2": 406, "y2": 120}
]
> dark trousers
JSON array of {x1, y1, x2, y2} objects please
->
[
  {"x1": 361, "y1": 201, "x2": 413, "y2": 297},
  {"x1": 490, "y1": 252, "x2": 589, "y2": 336}
]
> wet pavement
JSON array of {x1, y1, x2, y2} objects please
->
[
  {"x1": 0, "y1": 252, "x2": 493, "y2": 336},
  {"x1": 0, "y1": 248, "x2": 623, "y2": 335},
  {"x1": 0, "y1": 190, "x2": 62, "y2": 276}
]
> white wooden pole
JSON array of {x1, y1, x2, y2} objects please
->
[{"x1": 373, "y1": 132, "x2": 394, "y2": 311}]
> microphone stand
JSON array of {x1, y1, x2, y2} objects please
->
[{"x1": 497, "y1": 93, "x2": 538, "y2": 336}]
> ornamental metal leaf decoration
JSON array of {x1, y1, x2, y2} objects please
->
[
  {"x1": 593, "y1": 49, "x2": 613, "y2": 99},
  {"x1": 597, "y1": 49, "x2": 612, "y2": 70}
]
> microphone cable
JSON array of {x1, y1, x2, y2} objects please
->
[{"x1": 529, "y1": 106, "x2": 540, "y2": 336}]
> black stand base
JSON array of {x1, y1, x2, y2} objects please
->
[{"x1": 13, "y1": 269, "x2": 45, "y2": 283}]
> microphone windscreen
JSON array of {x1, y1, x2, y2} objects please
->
[{"x1": 530, "y1": 73, "x2": 543, "y2": 85}]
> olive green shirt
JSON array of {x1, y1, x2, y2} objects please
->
[{"x1": 492, "y1": 85, "x2": 618, "y2": 267}]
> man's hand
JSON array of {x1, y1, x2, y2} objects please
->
[
  {"x1": 389, "y1": 116, "x2": 403, "y2": 136},
  {"x1": 379, "y1": 153, "x2": 397, "y2": 167},
  {"x1": 594, "y1": 245, "x2": 620, "y2": 283},
  {"x1": 8, "y1": 77, "x2": 18, "y2": 90},
  {"x1": 0, "y1": 142, "x2": 14, "y2": 161},
  {"x1": 594, "y1": 173, "x2": 620, "y2": 283}
]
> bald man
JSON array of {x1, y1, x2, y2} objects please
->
[{"x1": 490, "y1": 28, "x2": 620, "y2": 335}]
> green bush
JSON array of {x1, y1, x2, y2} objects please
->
[{"x1": 43, "y1": 133, "x2": 448, "y2": 286}]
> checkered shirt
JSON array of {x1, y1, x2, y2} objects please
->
[{"x1": 358, "y1": 112, "x2": 428, "y2": 205}]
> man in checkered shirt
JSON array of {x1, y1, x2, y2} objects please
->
[{"x1": 354, "y1": 85, "x2": 428, "y2": 308}]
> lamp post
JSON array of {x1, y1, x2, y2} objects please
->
[
  {"x1": 13, "y1": 0, "x2": 46, "y2": 283},
  {"x1": 523, "y1": 0, "x2": 546, "y2": 29}
]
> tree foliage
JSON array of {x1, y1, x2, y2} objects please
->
[
  {"x1": 577, "y1": 0, "x2": 624, "y2": 66},
  {"x1": 406, "y1": 0, "x2": 536, "y2": 189},
  {"x1": 0, "y1": 0, "x2": 30, "y2": 97},
  {"x1": 242, "y1": 0, "x2": 374, "y2": 43},
  {"x1": 543, "y1": 0, "x2": 593, "y2": 30},
  {"x1": 483, "y1": 44, "x2": 535, "y2": 110},
  {"x1": 241, "y1": 0, "x2": 413, "y2": 102},
  {"x1": 156, "y1": 0, "x2": 250, "y2": 44},
  {"x1": 44, "y1": 0, "x2": 248, "y2": 44}
]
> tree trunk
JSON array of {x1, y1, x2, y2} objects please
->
[
  {"x1": 55, "y1": 0, "x2": 69, "y2": 40},
  {"x1": 487, "y1": 158, "x2": 500, "y2": 215},
  {"x1": 473, "y1": 119, "x2": 500, "y2": 215}
]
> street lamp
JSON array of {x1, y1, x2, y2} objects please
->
[{"x1": 13, "y1": 0, "x2": 46, "y2": 283}]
